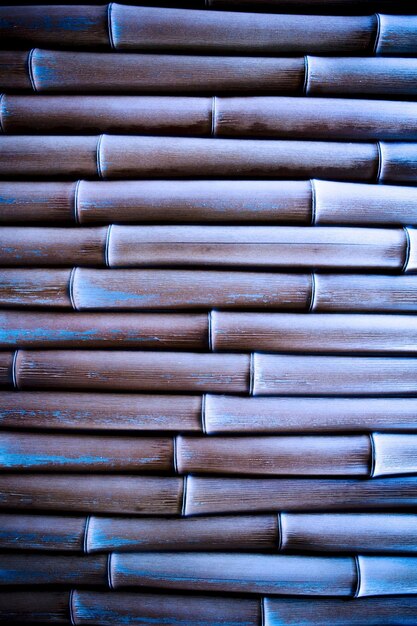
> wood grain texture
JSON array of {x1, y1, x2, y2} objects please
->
[
  {"x1": 212, "y1": 312, "x2": 417, "y2": 354},
  {"x1": 110, "y1": 6, "x2": 376, "y2": 53},
  {"x1": 1, "y1": 95, "x2": 212, "y2": 136},
  {"x1": 0, "y1": 227, "x2": 107, "y2": 266},
  {"x1": 253, "y1": 354, "x2": 417, "y2": 396},
  {"x1": 373, "y1": 433, "x2": 417, "y2": 478},
  {"x1": 205, "y1": 395, "x2": 417, "y2": 433},
  {"x1": 107, "y1": 225, "x2": 407, "y2": 270},
  {"x1": 0, "y1": 391, "x2": 202, "y2": 432},
  {"x1": 0, "y1": 591, "x2": 70, "y2": 624},
  {"x1": 14, "y1": 350, "x2": 250, "y2": 393},
  {"x1": 86, "y1": 514, "x2": 278, "y2": 552},
  {"x1": 72, "y1": 590, "x2": 260, "y2": 626},
  {"x1": 29, "y1": 50, "x2": 305, "y2": 93},
  {"x1": 3, "y1": 179, "x2": 417, "y2": 226},
  {"x1": 0, "y1": 431, "x2": 174, "y2": 472},
  {"x1": 264, "y1": 596, "x2": 417, "y2": 626},
  {"x1": 307, "y1": 57, "x2": 417, "y2": 96},
  {"x1": 281, "y1": 513, "x2": 417, "y2": 554},
  {"x1": 0, "y1": 135, "x2": 98, "y2": 179},
  {"x1": 98, "y1": 136, "x2": 380, "y2": 181},
  {"x1": 357, "y1": 556, "x2": 417, "y2": 596},
  {"x1": 0, "y1": 474, "x2": 183, "y2": 514},
  {"x1": 110, "y1": 552, "x2": 356, "y2": 595},
  {"x1": 0, "y1": 553, "x2": 107, "y2": 587},
  {"x1": 176, "y1": 435, "x2": 371, "y2": 476},
  {"x1": 0, "y1": 6, "x2": 109, "y2": 48},
  {"x1": 4, "y1": 269, "x2": 417, "y2": 312},
  {"x1": 0, "y1": 269, "x2": 72, "y2": 309},
  {"x1": 185, "y1": 476, "x2": 417, "y2": 514},
  {"x1": 313, "y1": 180, "x2": 417, "y2": 226},
  {"x1": 0, "y1": 353, "x2": 13, "y2": 388},
  {"x1": 0, "y1": 181, "x2": 76, "y2": 224},
  {"x1": 76, "y1": 179, "x2": 312, "y2": 224},
  {"x1": 0, "y1": 513, "x2": 85, "y2": 552},
  {"x1": 214, "y1": 97, "x2": 417, "y2": 141},
  {"x1": 72, "y1": 268, "x2": 311, "y2": 311},
  {"x1": 0, "y1": 51, "x2": 31, "y2": 91},
  {"x1": 0, "y1": 311, "x2": 208, "y2": 349}
]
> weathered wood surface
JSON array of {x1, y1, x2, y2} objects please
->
[
  {"x1": 3, "y1": 179, "x2": 417, "y2": 226},
  {"x1": 2, "y1": 50, "x2": 417, "y2": 96},
  {"x1": 2, "y1": 225, "x2": 416, "y2": 270}
]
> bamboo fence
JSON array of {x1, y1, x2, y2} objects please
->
[{"x1": 1, "y1": 1, "x2": 417, "y2": 624}]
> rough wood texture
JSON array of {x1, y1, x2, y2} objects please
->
[
  {"x1": 0, "y1": 391, "x2": 202, "y2": 432},
  {"x1": 3, "y1": 179, "x2": 417, "y2": 226}
]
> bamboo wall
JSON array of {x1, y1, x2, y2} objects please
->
[{"x1": 1, "y1": 2, "x2": 417, "y2": 624}]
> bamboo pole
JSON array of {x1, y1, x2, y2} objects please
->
[
  {"x1": 4, "y1": 350, "x2": 417, "y2": 395},
  {"x1": 2, "y1": 50, "x2": 417, "y2": 96},
  {"x1": 2, "y1": 225, "x2": 416, "y2": 271},
  {"x1": 3, "y1": 96, "x2": 417, "y2": 141},
  {"x1": 1, "y1": 474, "x2": 416, "y2": 515},
  {"x1": 3, "y1": 269, "x2": 417, "y2": 313},
  {"x1": 1, "y1": 8, "x2": 415, "y2": 56},
  {"x1": 2, "y1": 179, "x2": 417, "y2": 226},
  {"x1": 3, "y1": 511, "x2": 417, "y2": 554},
  {"x1": 3, "y1": 392, "x2": 417, "y2": 433}
]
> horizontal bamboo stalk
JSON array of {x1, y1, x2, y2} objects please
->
[
  {"x1": 109, "y1": 6, "x2": 378, "y2": 53},
  {"x1": 4, "y1": 511, "x2": 417, "y2": 554},
  {"x1": 0, "y1": 513, "x2": 86, "y2": 552},
  {"x1": 4, "y1": 268, "x2": 415, "y2": 313},
  {"x1": 185, "y1": 476, "x2": 417, "y2": 514},
  {"x1": 108, "y1": 553, "x2": 417, "y2": 596},
  {"x1": 0, "y1": 6, "x2": 109, "y2": 49},
  {"x1": 0, "y1": 10, "x2": 415, "y2": 54},
  {"x1": 0, "y1": 553, "x2": 108, "y2": 587},
  {"x1": 3, "y1": 179, "x2": 417, "y2": 227},
  {"x1": 1, "y1": 431, "x2": 416, "y2": 476},
  {"x1": 252, "y1": 354, "x2": 417, "y2": 396},
  {"x1": 3, "y1": 225, "x2": 416, "y2": 271},
  {"x1": 1, "y1": 136, "x2": 416, "y2": 184},
  {"x1": 5, "y1": 591, "x2": 417, "y2": 626},
  {"x1": 11, "y1": 350, "x2": 250, "y2": 393},
  {"x1": 110, "y1": 551, "x2": 357, "y2": 595},
  {"x1": 0, "y1": 474, "x2": 184, "y2": 514},
  {"x1": 0, "y1": 591, "x2": 71, "y2": 624},
  {"x1": 0, "y1": 269, "x2": 73, "y2": 308},
  {"x1": 4, "y1": 311, "x2": 417, "y2": 354},
  {"x1": 211, "y1": 312, "x2": 417, "y2": 354},
  {"x1": 205, "y1": 395, "x2": 417, "y2": 433},
  {"x1": 5, "y1": 350, "x2": 417, "y2": 395},
  {"x1": 4, "y1": 96, "x2": 417, "y2": 142},
  {"x1": 0, "y1": 391, "x2": 202, "y2": 432},
  {"x1": 1, "y1": 474, "x2": 416, "y2": 515},
  {"x1": 0, "y1": 6, "x2": 389, "y2": 54},
  {"x1": 3, "y1": 392, "x2": 417, "y2": 434},
  {"x1": 2, "y1": 50, "x2": 417, "y2": 96},
  {"x1": 0, "y1": 311, "x2": 208, "y2": 349},
  {"x1": 9, "y1": 350, "x2": 417, "y2": 394},
  {"x1": 264, "y1": 596, "x2": 417, "y2": 626},
  {"x1": 0, "y1": 432, "x2": 174, "y2": 472},
  {"x1": 177, "y1": 435, "x2": 371, "y2": 476},
  {"x1": 4, "y1": 591, "x2": 417, "y2": 626}
]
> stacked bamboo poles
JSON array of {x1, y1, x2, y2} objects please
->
[{"x1": 2, "y1": 3, "x2": 417, "y2": 624}]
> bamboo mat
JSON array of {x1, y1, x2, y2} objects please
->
[{"x1": 1, "y1": 2, "x2": 417, "y2": 624}]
